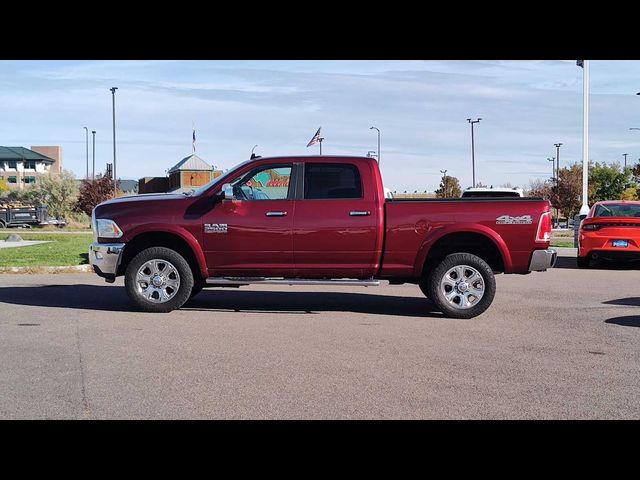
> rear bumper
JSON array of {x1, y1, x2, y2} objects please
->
[
  {"x1": 581, "y1": 249, "x2": 640, "y2": 262},
  {"x1": 529, "y1": 248, "x2": 557, "y2": 271},
  {"x1": 89, "y1": 242, "x2": 125, "y2": 283}
]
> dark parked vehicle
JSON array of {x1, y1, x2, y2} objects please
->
[{"x1": 0, "y1": 203, "x2": 48, "y2": 228}]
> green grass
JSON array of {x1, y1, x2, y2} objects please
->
[
  {"x1": 0, "y1": 232, "x2": 93, "y2": 267},
  {"x1": 550, "y1": 239, "x2": 575, "y2": 248}
]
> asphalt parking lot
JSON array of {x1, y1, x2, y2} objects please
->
[{"x1": 1, "y1": 248, "x2": 639, "y2": 419}]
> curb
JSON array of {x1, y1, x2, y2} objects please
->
[{"x1": 0, "y1": 264, "x2": 92, "y2": 274}]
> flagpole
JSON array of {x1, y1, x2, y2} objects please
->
[
  {"x1": 579, "y1": 60, "x2": 590, "y2": 215},
  {"x1": 319, "y1": 138, "x2": 323, "y2": 155}
]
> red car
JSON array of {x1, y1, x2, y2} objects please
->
[{"x1": 577, "y1": 200, "x2": 640, "y2": 268}]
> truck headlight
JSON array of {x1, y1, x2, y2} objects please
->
[{"x1": 96, "y1": 219, "x2": 123, "y2": 238}]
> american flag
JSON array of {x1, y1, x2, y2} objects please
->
[
  {"x1": 306, "y1": 127, "x2": 322, "y2": 147},
  {"x1": 577, "y1": 60, "x2": 584, "y2": 68}
]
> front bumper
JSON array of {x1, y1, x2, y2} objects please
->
[
  {"x1": 529, "y1": 248, "x2": 557, "y2": 271},
  {"x1": 89, "y1": 242, "x2": 125, "y2": 283}
]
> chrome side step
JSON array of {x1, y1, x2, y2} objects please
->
[{"x1": 205, "y1": 277, "x2": 380, "y2": 287}]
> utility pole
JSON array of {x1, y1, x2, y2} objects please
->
[
  {"x1": 92, "y1": 131, "x2": 96, "y2": 180},
  {"x1": 83, "y1": 126, "x2": 89, "y2": 179},
  {"x1": 110, "y1": 87, "x2": 118, "y2": 196},
  {"x1": 467, "y1": 118, "x2": 481, "y2": 187}
]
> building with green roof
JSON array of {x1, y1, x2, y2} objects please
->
[{"x1": 0, "y1": 146, "x2": 62, "y2": 190}]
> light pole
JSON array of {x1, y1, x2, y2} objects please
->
[
  {"x1": 467, "y1": 118, "x2": 481, "y2": 187},
  {"x1": 110, "y1": 87, "x2": 118, "y2": 196},
  {"x1": 554, "y1": 143, "x2": 562, "y2": 182},
  {"x1": 624, "y1": 153, "x2": 628, "y2": 171},
  {"x1": 92, "y1": 131, "x2": 96, "y2": 180},
  {"x1": 83, "y1": 126, "x2": 89, "y2": 179},
  {"x1": 548, "y1": 157, "x2": 555, "y2": 183},
  {"x1": 440, "y1": 169, "x2": 448, "y2": 197},
  {"x1": 370, "y1": 127, "x2": 380, "y2": 166},
  {"x1": 548, "y1": 157, "x2": 557, "y2": 226},
  {"x1": 578, "y1": 60, "x2": 590, "y2": 216}
]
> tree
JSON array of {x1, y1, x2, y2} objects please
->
[
  {"x1": 33, "y1": 170, "x2": 80, "y2": 219},
  {"x1": 0, "y1": 178, "x2": 9, "y2": 197},
  {"x1": 75, "y1": 175, "x2": 115, "y2": 216},
  {"x1": 526, "y1": 178, "x2": 551, "y2": 199},
  {"x1": 589, "y1": 161, "x2": 632, "y2": 204},
  {"x1": 621, "y1": 186, "x2": 637, "y2": 200},
  {"x1": 549, "y1": 163, "x2": 584, "y2": 221},
  {"x1": 435, "y1": 174, "x2": 461, "y2": 198}
]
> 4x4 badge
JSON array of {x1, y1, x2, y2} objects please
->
[
  {"x1": 204, "y1": 223, "x2": 228, "y2": 233},
  {"x1": 496, "y1": 215, "x2": 532, "y2": 224}
]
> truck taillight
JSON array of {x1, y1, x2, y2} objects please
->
[{"x1": 535, "y1": 211, "x2": 552, "y2": 243}]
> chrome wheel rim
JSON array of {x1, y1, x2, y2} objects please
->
[
  {"x1": 440, "y1": 264, "x2": 485, "y2": 310},
  {"x1": 135, "y1": 259, "x2": 181, "y2": 303}
]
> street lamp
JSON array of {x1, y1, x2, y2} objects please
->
[
  {"x1": 548, "y1": 157, "x2": 557, "y2": 227},
  {"x1": 467, "y1": 118, "x2": 481, "y2": 187},
  {"x1": 624, "y1": 153, "x2": 628, "y2": 171},
  {"x1": 110, "y1": 87, "x2": 118, "y2": 196},
  {"x1": 92, "y1": 131, "x2": 96, "y2": 180},
  {"x1": 83, "y1": 127, "x2": 89, "y2": 179},
  {"x1": 370, "y1": 127, "x2": 380, "y2": 166},
  {"x1": 554, "y1": 143, "x2": 562, "y2": 182},
  {"x1": 440, "y1": 169, "x2": 448, "y2": 197}
]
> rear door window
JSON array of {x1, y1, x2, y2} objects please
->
[{"x1": 303, "y1": 163, "x2": 362, "y2": 199}]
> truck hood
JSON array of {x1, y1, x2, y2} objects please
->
[{"x1": 98, "y1": 193, "x2": 189, "y2": 207}]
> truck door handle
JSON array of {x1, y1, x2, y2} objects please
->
[
  {"x1": 266, "y1": 211, "x2": 287, "y2": 217},
  {"x1": 350, "y1": 211, "x2": 371, "y2": 216}
]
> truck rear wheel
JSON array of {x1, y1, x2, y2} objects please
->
[
  {"x1": 426, "y1": 253, "x2": 496, "y2": 319},
  {"x1": 124, "y1": 246, "x2": 194, "y2": 313}
]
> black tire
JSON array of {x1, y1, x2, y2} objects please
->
[
  {"x1": 189, "y1": 278, "x2": 205, "y2": 299},
  {"x1": 576, "y1": 255, "x2": 590, "y2": 268},
  {"x1": 425, "y1": 252, "x2": 496, "y2": 319},
  {"x1": 124, "y1": 246, "x2": 194, "y2": 313},
  {"x1": 418, "y1": 281, "x2": 429, "y2": 298},
  {"x1": 0, "y1": 220, "x2": 5, "y2": 229}
]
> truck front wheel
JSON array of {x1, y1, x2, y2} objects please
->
[
  {"x1": 426, "y1": 253, "x2": 496, "y2": 319},
  {"x1": 124, "y1": 246, "x2": 194, "y2": 313}
]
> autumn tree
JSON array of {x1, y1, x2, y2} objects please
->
[
  {"x1": 75, "y1": 175, "x2": 116, "y2": 216},
  {"x1": 549, "y1": 163, "x2": 584, "y2": 221},
  {"x1": 435, "y1": 174, "x2": 461, "y2": 198},
  {"x1": 526, "y1": 178, "x2": 551, "y2": 199}
]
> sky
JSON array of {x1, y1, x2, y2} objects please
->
[{"x1": 1, "y1": 60, "x2": 639, "y2": 192}]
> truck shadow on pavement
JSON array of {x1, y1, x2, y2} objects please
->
[
  {"x1": 0, "y1": 284, "x2": 446, "y2": 318},
  {"x1": 184, "y1": 289, "x2": 444, "y2": 318}
]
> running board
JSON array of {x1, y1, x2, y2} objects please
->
[{"x1": 205, "y1": 277, "x2": 380, "y2": 287}]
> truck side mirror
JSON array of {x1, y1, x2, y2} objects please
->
[{"x1": 222, "y1": 183, "x2": 233, "y2": 200}]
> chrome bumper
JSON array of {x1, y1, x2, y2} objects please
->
[
  {"x1": 89, "y1": 242, "x2": 125, "y2": 282},
  {"x1": 529, "y1": 248, "x2": 557, "y2": 271}
]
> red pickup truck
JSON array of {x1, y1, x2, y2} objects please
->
[{"x1": 89, "y1": 155, "x2": 556, "y2": 318}]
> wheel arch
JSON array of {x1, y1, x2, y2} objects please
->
[
  {"x1": 418, "y1": 228, "x2": 510, "y2": 277},
  {"x1": 118, "y1": 230, "x2": 207, "y2": 280}
]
